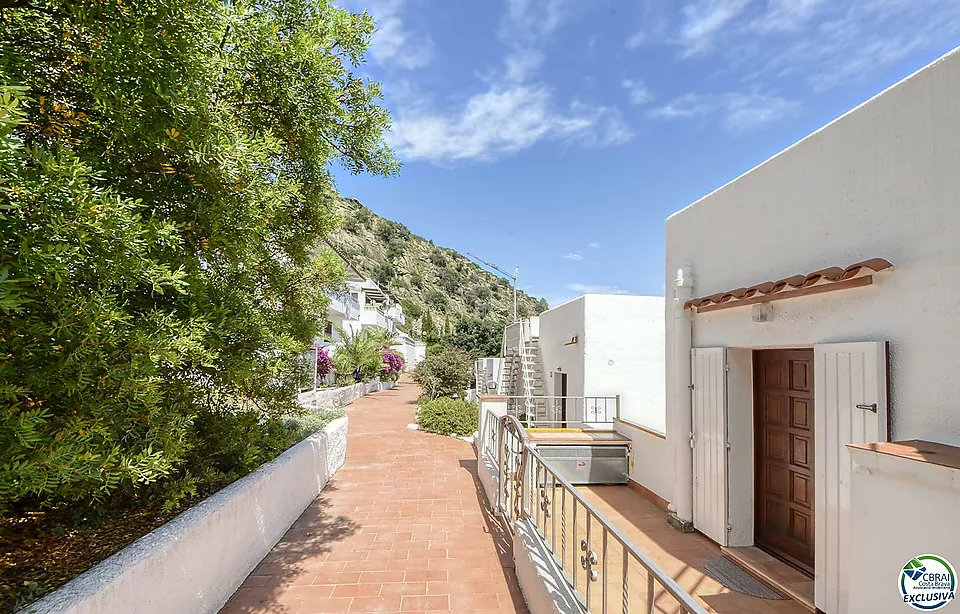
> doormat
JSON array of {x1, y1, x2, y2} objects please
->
[{"x1": 702, "y1": 556, "x2": 787, "y2": 600}]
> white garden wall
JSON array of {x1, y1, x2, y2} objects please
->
[
  {"x1": 298, "y1": 377, "x2": 392, "y2": 410},
  {"x1": 26, "y1": 417, "x2": 349, "y2": 614},
  {"x1": 847, "y1": 442, "x2": 960, "y2": 613}
]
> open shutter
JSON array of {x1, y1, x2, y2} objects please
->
[
  {"x1": 691, "y1": 347, "x2": 728, "y2": 546},
  {"x1": 814, "y1": 342, "x2": 888, "y2": 614}
]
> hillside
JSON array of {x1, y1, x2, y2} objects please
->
[{"x1": 328, "y1": 196, "x2": 548, "y2": 339}]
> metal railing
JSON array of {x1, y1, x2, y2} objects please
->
[
  {"x1": 327, "y1": 292, "x2": 361, "y2": 320},
  {"x1": 487, "y1": 415, "x2": 706, "y2": 614},
  {"x1": 499, "y1": 395, "x2": 621, "y2": 427}
]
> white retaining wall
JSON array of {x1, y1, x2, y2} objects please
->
[
  {"x1": 26, "y1": 417, "x2": 349, "y2": 614},
  {"x1": 298, "y1": 377, "x2": 393, "y2": 410}
]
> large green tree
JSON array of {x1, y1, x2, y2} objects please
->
[{"x1": 0, "y1": 0, "x2": 397, "y2": 508}]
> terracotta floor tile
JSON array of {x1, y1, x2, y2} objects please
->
[
  {"x1": 296, "y1": 597, "x2": 353, "y2": 613},
  {"x1": 347, "y1": 595, "x2": 403, "y2": 612},
  {"x1": 399, "y1": 594, "x2": 451, "y2": 611},
  {"x1": 220, "y1": 380, "x2": 525, "y2": 614},
  {"x1": 331, "y1": 584, "x2": 383, "y2": 598},
  {"x1": 379, "y1": 581, "x2": 427, "y2": 596}
]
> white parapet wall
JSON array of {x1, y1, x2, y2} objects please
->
[
  {"x1": 298, "y1": 377, "x2": 393, "y2": 410},
  {"x1": 847, "y1": 441, "x2": 960, "y2": 614},
  {"x1": 25, "y1": 417, "x2": 349, "y2": 614},
  {"x1": 614, "y1": 419, "x2": 673, "y2": 505}
]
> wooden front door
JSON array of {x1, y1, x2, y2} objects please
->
[{"x1": 754, "y1": 349, "x2": 815, "y2": 574}]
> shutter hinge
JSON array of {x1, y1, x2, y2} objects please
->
[
  {"x1": 725, "y1": 363, "x2": 730, "y2": 372},
  {"x1": 688, "y1": 384, "x2": 695, "y2": 390},
  {"x1": 726, "y1": 443, "x2": 731, "y2": 450},
  {"x1": 689, "y1": 433, "x2": 696, "y2": 449}
]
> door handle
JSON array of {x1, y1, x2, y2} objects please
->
[{"x1": 856, "y1": 403, "x2": 878, "y2": 413}]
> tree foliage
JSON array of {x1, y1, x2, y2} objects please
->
[
  {"x1": 443, "y1": 318, "x2": 503, "y2": 357},
  {"x1": 412, "y1": 347, "x2": 474, "y2": 399},
  {"x1": 331, "y1": 326, "x2": 395, "y2": 383},
  {"x1": 0, "y1": 0, "x2": 396, "y2": 509}
]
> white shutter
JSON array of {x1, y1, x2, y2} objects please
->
[
  {"x1": 814, "y1": 342, "x2": 888, "y2": 614},
  {"x1": 691, "y1": 347, "x2": 728, "y2": 546}
]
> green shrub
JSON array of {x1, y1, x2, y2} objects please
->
[
  {"x1": 417, "y1": 397, "x2": 478, "y2": 437},
  {"x1": 412, "y1": 347, "x2": 473, "y2": 398},
  {"x1": 0, "y1": 0, "x2": 396, "y2": 510}
]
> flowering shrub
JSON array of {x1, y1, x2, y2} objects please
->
[
  {"x1": 381, "y1": 351, "x2": 404, "y2": 381},
  {"x1": 316, "y1": 347, "x2": 333, "y2": 377}
]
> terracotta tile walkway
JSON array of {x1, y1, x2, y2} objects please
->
[{"x1": 221, "y1": 379, "x2": 527, "y2": 614}]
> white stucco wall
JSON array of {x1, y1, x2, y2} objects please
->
[
  {"x1": 26, "y1": 418, "x2": 349, "y2": 614},
  {"x1": 537, "y1": 295, "x2": 666, "y2": 431},
  {"x1": 537, "y1": 297, "x2": 587, "y2": 400},
  {"x1": 665, "y1": 46, "x2": 960, "y2": 447},
  {"x1": 614, "y1": 420, "x2": 673, "y2": 503},
  {"x1": 848, "y1": 446, "x2": 960, "y2": 613},
  {"x1": 583, "y1": 295, "x2": 665, "y2": 433}
]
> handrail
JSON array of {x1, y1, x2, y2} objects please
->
[
  {"x1": 488, "y1": 413, "x2": 707, "y2": 614},
  {"x1": 524, "y1": 444, "x2": 707, "y2": 614},
  {"x1": 499, "y1": 395, "x2": 621, "y2": 426}
]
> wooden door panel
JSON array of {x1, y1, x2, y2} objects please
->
[{"x1": 755, "y1": 349, "x2": 815, "y2": 574}]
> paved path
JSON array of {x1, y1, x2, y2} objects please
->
[{"x1": 222, "y1": 381, "x2": 527, "y2": 614}]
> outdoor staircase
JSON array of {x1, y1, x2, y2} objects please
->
[{"x1": 500, "y1": 319, "x2": 546, "y2": 422}]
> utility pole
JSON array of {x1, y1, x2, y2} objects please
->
[{"x1": 466, "y1": 252, "x2": 519, "y2": 322}]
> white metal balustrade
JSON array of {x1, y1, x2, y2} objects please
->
[
  {"x1": 483, "y1": 410, "x2": 707, "y2": 614},
  {"x1": 497, "y1": 395, "x2": 621, "y2": 428}
]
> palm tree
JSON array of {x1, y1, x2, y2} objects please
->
[{"x1": 332, "y1": 326, "x2": 397, "y2": 382}]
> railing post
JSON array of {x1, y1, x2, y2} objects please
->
[{"x1": 615, "y1": 394, "x2": 621, "y2": 422}]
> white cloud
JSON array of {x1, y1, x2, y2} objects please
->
[
  {"x1": 625, "y1": 30, "x2": 648, "y2": 50},
  {"x1": 749, "y1": 0, "x2": 827, "y2": 33},
  {"x1": 498, "y1": 0, "x2": 579, "y2": 83},
  {"x1": 587, "y1": 242, "x2": 602, "y2": 248},
  {"x1": 563, "y1": 252, "x2": 584, "y2": 261},
  {"x1": 566, "y1": 283, "x2": 630, "y2": 295},
  {"x1": 389, "y1": 86, "x2": 632, "y2": 163},
  {"x1": 679, "y1": 0, "x2": 754, "y2": 57},
  {"x1": 650, "y1": 91, "x2": 799, "y2": 132},
  {"x1": 365, "y1": 0, "x2": 434, "y2": 70},
  {"x1": 622, "y1": 79, "x2": 654, "y2": 106},
  {"x1": 668, "y1": 0, "x2": 960, "y2": 91}
]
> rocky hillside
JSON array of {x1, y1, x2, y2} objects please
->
[{"x1": 328, "y1": 196, "x2": 548, "y2": 339}]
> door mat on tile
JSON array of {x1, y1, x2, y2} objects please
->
[{"x1": 703, "y1": 556, "x2": 787, "y2": 600}]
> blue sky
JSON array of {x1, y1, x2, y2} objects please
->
[{"x1": 332, "y1": 0, "x2": 960, "y2": 309}]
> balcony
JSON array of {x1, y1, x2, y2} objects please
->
[
  {"x1": 361, "y1": 307, "x2": 392, "y2": 331},
  {"x1": 327, "y1": 292, "x2": 361, "y2": 320}
]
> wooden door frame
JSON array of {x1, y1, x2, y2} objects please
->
[{"x1": 752, "y1": 348, "x2": 816, "y2": 577}]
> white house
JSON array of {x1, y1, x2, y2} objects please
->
[
  {"x1": 537, "y1": 295, "x2": 665, "y2": 429},
  {"x1": 391, "y1": 331, "x2": 426, "y2": 371},
  {"x1": 661, "y1": 46, "x2": 960, "y2": 613}
]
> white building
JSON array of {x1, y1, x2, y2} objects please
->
[
  {"x1": 660, "y1": 46, "x2": 960, "y2": 614},
  {"x1": 391, "y1": 331, "x2": 426, "y2": 371},
  {"x1": 537, "y1": 295, "x2": 665, "y2": 431}
]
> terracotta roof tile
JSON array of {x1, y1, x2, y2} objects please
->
[{"x1": 684, "y1": 258, "x2": 893, "y2": 311}]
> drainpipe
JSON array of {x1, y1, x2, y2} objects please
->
[{"x1": 672, "y1": 265, "x2": 695, "y2": 528}]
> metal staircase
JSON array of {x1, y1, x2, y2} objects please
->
[{"x1": 498, "y1": 319, "x2": 545, "y2": 421}]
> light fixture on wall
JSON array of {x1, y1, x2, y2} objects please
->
[
  {"x1": 608, "y1": 359, "x2": 614, "y2": 366},
  {"x1": 564, "y1": 335, "x2": 579, "y2": 346},
  {"x1": 752, "y1": 303, "x2": 774, "y2": 323}
]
